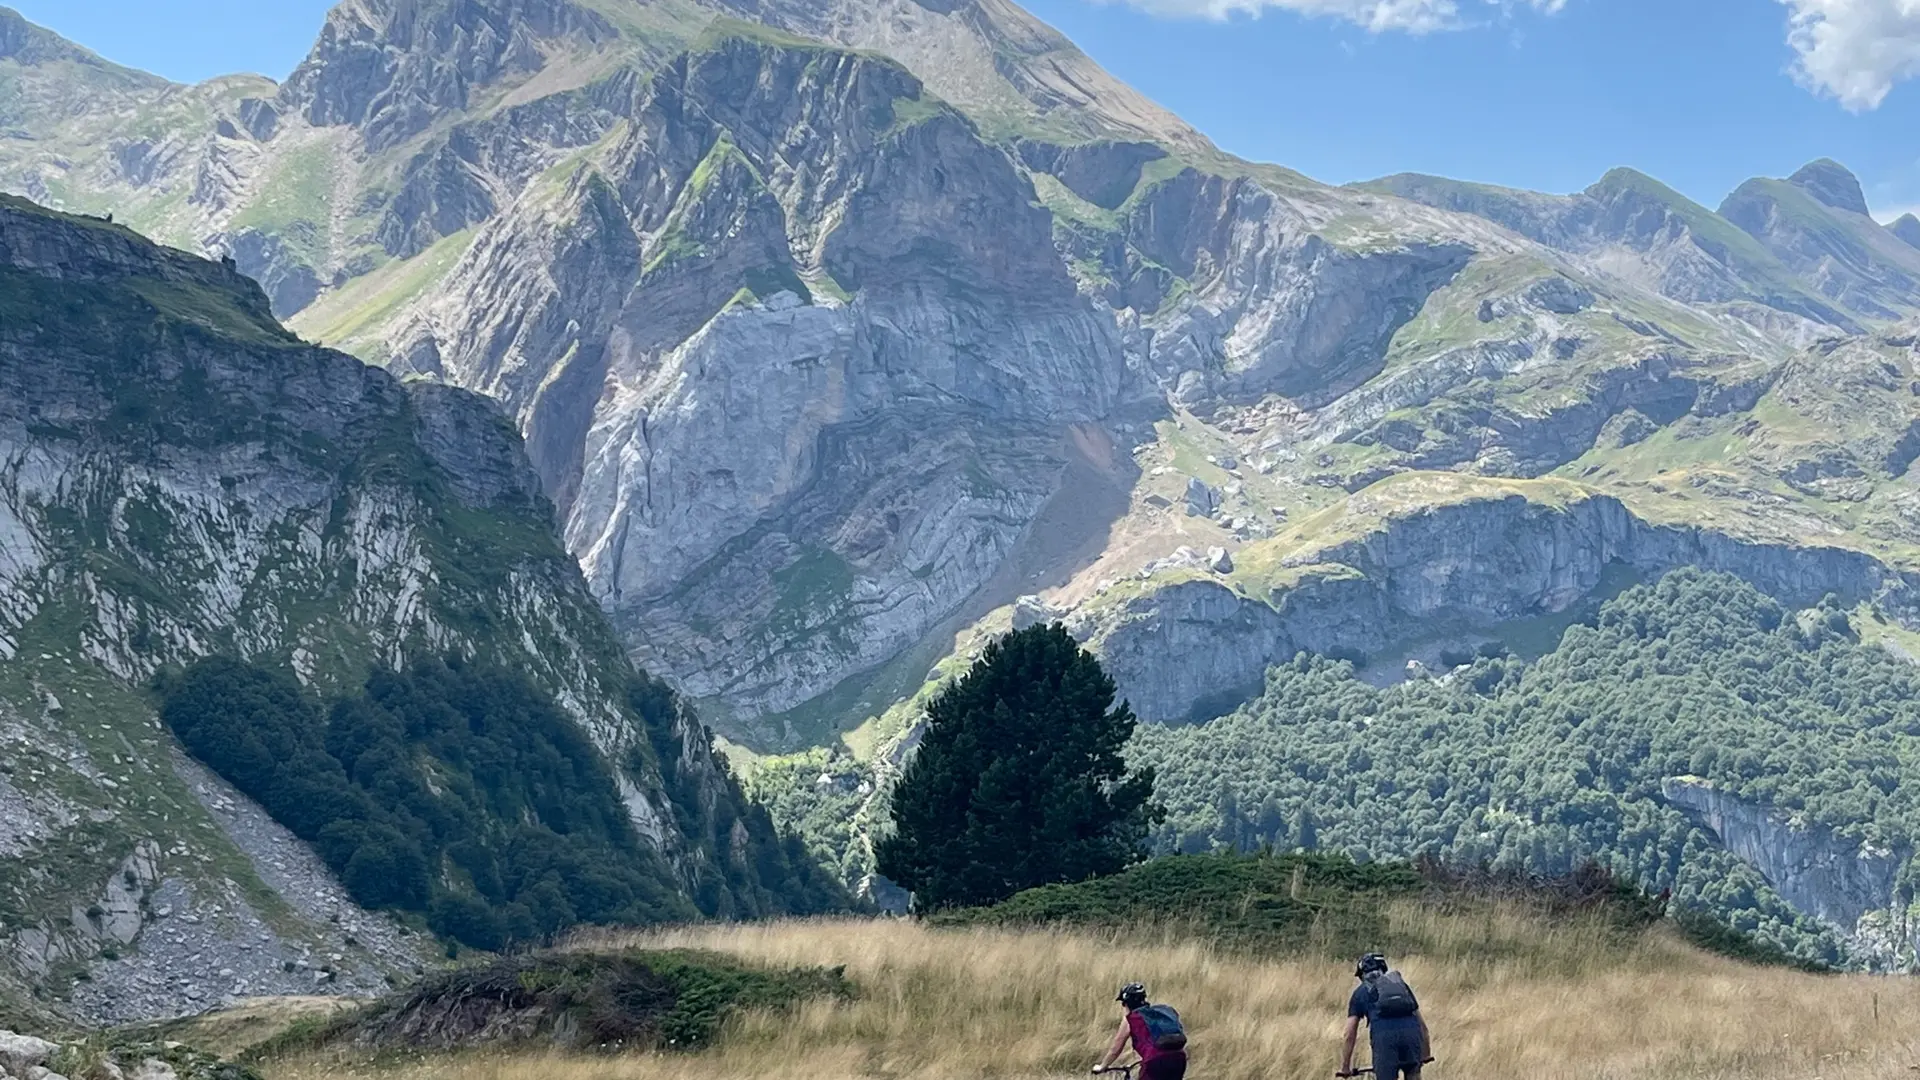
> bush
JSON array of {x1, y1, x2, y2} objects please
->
[{"x1": 264, "y1": 948, "x2": 854, "y2": 1054}]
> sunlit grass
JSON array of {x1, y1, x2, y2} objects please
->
[{"x1": 264, "y1": 912, "x2": 1920, "y2": 1080}]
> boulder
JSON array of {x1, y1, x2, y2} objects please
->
[
  {"x1": 1207, "y1": 547, "x2": 1234, "y2": 574},
  {"x1": 1184, "y1": 477, "x2": 1220, "y2": 517},
  {"x1": 0, "y1": 1033, "x2": 57, "y2": 1076}
]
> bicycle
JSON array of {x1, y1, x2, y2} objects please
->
[{"x1": 1338, "y1": 1057, "x2": 1437, "y2": 1077}]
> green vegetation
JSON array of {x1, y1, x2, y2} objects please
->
[
  {"x1": 159, "y1": 656, "x2": 690, "y2": 947},
  {"x1": 887, "y1": 92, "x2": 946, "y2": 136},
  {"x1": 290, "y1": 228, "x2": 477, "y2": 357},
  {"x1": 939, "y1": 850, "x2": 1424, "y2": 954},
  {"x1": 877, "y1": 624, "x2": 1160, "y2": 910},
  {"x1": 159, "y1": 657, "x2": 847, "y2": 951},
  {"x1": 0, "y1": 244, "x2": 292, "y2": 356},
  {"x1": 627, "y1": 673, "x2": 854, "y2": 921},
  {"x1": 228, "y1": 138, "x2": 341, "y2": 269},
  {"x1": 1133, "y1": 569, "x2": 1920, "y2": 965},
  {"x1": 939, "y1": 849, "x2": 1812, "y2": 969},
  {"x1": 263, "y1": 947, "x2": 852, "y2": 1056}
]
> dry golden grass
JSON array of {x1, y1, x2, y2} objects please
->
[
  {"x1": 165, "y1": 997, "x2": 365, "y2": 1058},
  {"x1": 266, "y1": 908, "x2": 1920, "y2": 1080}
]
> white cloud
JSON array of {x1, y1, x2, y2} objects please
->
[
  {"x1": 1096, "y1": 0, "x2": 1565, "y2": 33},
  {"x1": 1781, "y1": 0, "x2": 1920, "y2": 111}
]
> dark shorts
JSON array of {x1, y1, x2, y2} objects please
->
[
  {"x1": 1372, "y1": 1025, "x2": 1424, "y2": 1080},
  {"x1": 1141, "y1": 1053, "x2": 1188, "y2": 1080}
]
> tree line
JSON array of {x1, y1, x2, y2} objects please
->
[
  {"x1": 1133, "y1": 568, "x2": 1920, "y2": 965},
  {"x1": 159, "y1": 655, "x2": 844, "y2": 951}
]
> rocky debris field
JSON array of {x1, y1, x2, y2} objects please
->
[
  {"x1": 0, "y1": 1029, "x2": 262, "y2": 1080},
  {"x1": 66, "y1": 756, "x2": 428, "y2": 1025}
]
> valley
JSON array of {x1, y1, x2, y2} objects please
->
[{"x1": 6, "y1": 0, "x2": 1920, "y2": 1058}]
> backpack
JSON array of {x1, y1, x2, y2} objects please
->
[
  {"x1": 1365, "y1": 971, "x2": 1419, "y2": 1020},
  {"x1": 1137, "y1": 1004, "x2": 1188, "y2": 1051}
]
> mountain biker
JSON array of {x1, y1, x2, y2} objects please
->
[
  {"x1": 1093, "y1": 983, "x2": 1188, "y2": 1080},
  {"x1": 1339, "y1": 953, "x2": 1432, "y2": 1079}
]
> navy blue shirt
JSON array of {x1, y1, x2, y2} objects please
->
[{"x1": 1349, "y1": 980, "x2": 1422, "y2": 1033}]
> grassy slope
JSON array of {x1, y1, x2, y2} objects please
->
[{"x1": 238, "y1": 904, "x2": 1912, "y2": 1080}]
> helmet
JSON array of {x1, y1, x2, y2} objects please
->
[
  {"x1": 1116, "y1": 983, "x2": 1149, "y2": 1008},
  {"x1": 1355, "y1": 952, "x2": 1388, "y2": 978}
]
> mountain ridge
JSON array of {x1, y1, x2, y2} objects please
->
[
  {"x1": 11, "y1": 0, "x2": 1920, "y2": 970},
  {"x1": 0, "y1": 193, "x2": 841, "y2": 1022}
]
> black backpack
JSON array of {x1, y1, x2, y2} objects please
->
[
  {"x1": 1366, "y1": 971, "x2": 1419, "y2": 1020},
  {"x1": 1137, "y1": 1004, "x2": 1188, "y2": 1051}
]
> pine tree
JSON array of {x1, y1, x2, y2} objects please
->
[{"x1": 875, "y1": 623, "x2": 1160, "y2": 910}]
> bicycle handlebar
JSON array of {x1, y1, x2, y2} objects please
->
[{"x1": 1339, "y1": 1056, "x2": 1437, "y2": 1077}]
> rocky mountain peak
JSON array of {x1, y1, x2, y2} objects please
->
[
  {"x1": 701, "y1": 0, "x2": 1208, "y2": 149},
  {"x1": 1786, "y1": 157, "x2": 1870, "y2": 217},
  {"x1": 0, "y1": 5, "x2": 168, "y2": 84},
  {"x1": 1890, "y1": 213, "x2": 1920, "y2": 251},
  {"x1": 0, "y1": 195, "x2": 271, "y2": 306},
  {"x1": 2, "y1": 6, "x2": 88, "y2": 67},
  {"x1": 279, "y1": 0, "x2": 619, "y2": 149}
]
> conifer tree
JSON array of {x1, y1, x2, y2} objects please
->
[{"x1": 876, "y1": 623, "x2": 1160, "y2": 910}]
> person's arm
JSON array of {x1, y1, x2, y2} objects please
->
[
  {"x1": 1339, "y1": 1015, "x2": 1361, "y2": 1076},
  {"x1": 1418, "y1": 1014, "x2": 1432, "y2": 1060},
  {"x1": 1095, "y1": 1018, "x2": 1132, "y2": 1073}
]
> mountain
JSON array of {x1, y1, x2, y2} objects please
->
[
  {"x1": 1360, "y1": 168, "x2": 1860, "y2": 335},
  {"x1": 1890, "y1": 213, "x2": 1920, "y2": 251},
  {"x1": 1718, "y1": 160, "x2": 1920, "y2": 323},
  {"x1": 10, "y1": 0, "x2": 1920, "y2": 964},
  {"x1": 1137, "y1": 570, "x2": 1920, "y2": 969},
  {"x1": 0, "y1": 195, "x2": 838, "y2": 1024},
  {"x1": 701, "y1": 0, "x2": 1208, "y2": 149}
]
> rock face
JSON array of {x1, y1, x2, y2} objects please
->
[
  {"x1": 1784, "y1": 158, "x2": 1871, "y2": 217},
  {"x1": 1891, "y1": 214, "x2": 1920, "y2": 251},
  {"x1": 1663, "y1": 779, "x2": 1911, "y2": 964},
  {"x1": 1719, "y1": 161, "x2": 1920, "y2": 323},
  {"x1": 0, "y1": 196, "x2": 826, "y2": 1022},
  {"x1": 1365, "y1": 168, "x2": 1860, "y2": 329},
  {"x1": 1076, "y1": 479, "x2": 1910, "y2": 723},
  {"x1": 21, "y1": 0, "x2": 1918, "y2": 758},
  {"x1": 279, "y1": 0, "x2": 620, "y2": 151},
  {"x1": 11, "y1": 0, "x2": 1920, "y2": 953},
  {"x1": 709, "y1": 0, "x2": 1209, "y2": 150}
]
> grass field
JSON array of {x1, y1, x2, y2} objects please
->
[{"x1": 259, "y1": 910, "x2": 1920, "y2": 1080}]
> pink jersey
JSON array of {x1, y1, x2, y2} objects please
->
[{"x1": 1128, "y1": 1009, "x2": 1178, "y2": 1062}]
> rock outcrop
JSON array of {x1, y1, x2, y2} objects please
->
[
  {"x1": 1719, "y1": 162, "x2": 1920, "y2": 324},
  {"x1": 10, "y1": 0, "x2": 1920, "y2": 958},
  {"x1": 1076, "y1": 479, "x2": 1908, "y2": 723},
  {"x1": 1664, "y1": 779, "x2": 1912, "y2": 965},
  {"x1": 0, "y1": 196, "x2": 832, "y2": 1022}
]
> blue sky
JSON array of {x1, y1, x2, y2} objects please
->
[{"x1": 15, "y1": 0, "x2": 1920, "y2": 219}]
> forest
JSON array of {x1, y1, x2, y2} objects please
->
[
  {"x1": 1134, "y1": 568, "x2": 1920, "y2": 965},
  {"x1": 158, "y1": 656, "x2": 844, "y2": 950}
]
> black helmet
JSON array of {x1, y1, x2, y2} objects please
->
[
  {"x1": 1355, "y1": 952, "x2": 1388, "y2": 977},
  {"x1": 1116, "y1": 983, "x2": 1149, "y2": 1008}
]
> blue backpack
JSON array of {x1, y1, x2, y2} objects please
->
[{"x1": 1137, "y1": 1004, "x2": 1188, "y2": 1051}]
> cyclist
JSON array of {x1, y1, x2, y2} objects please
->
[
  {"x1": 1093, "y1": 982, "x2": 1188, "y2": 1080},
  {"x1": 1339, "y1": 953, "x2": 1431, "y2": 1079}
]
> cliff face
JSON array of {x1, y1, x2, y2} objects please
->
[
  {"x1": 1075, "y1": 478, "x2": 1908, "y2": 723},
  {"x1": 1664, "y1": 779, "x2": 1913, "y2": 966},
  {"x1": 0, "y1": 197, "x2": 823, "y2": 1022},
  {"x1": 11, "y1": 0, "x2": 1920, "y2": 943}
]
